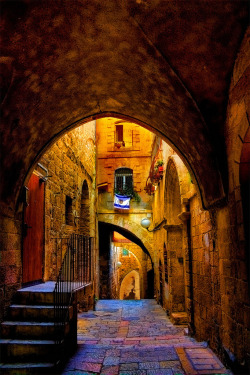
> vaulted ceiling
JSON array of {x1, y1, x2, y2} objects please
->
[{"x1": 0, "y1": 0, "x2": 248, "y2": 209}]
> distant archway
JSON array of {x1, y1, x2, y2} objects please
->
[{"x1": 120, "y1": 270, "x2": 140, "y2": 300}]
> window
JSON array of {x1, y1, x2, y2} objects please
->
[
  {"x1": 65, "y1": 195, "x2": 73, "y2": 225},
  {"x1": 115, "y1": 168, "x2": 133, "y2": 196},
  {"x1": 116, "y1": 125, "x2": 123, "y2": 142}
]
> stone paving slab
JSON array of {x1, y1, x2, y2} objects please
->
[{"x1": 61, "y1": 300, "x2": 232, "y2": 375}]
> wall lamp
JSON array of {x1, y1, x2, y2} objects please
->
[{"x1": 141, "y1": 217, "x2": 167, "y2": 232}]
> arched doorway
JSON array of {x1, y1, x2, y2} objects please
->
[
  {"x1": 98, "y1": 222, "x2": 154, "y2": 300},
  {"x1": 164, "y1": 158, "x2": 185, "y2": 314}
]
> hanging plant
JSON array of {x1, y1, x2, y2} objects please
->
[
  {"x1": 156, "y1": 160, "x2": 164, "y2": 167},
  {"x1": 154, "y1": 160, "x2": 164, "y2": 179}
]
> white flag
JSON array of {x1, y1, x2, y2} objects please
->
[{"x1": 114, "y1": 194, "x2": 131, "y2": 209}]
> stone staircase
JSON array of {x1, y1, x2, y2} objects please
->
[{"x1": 0, "y1": 282, "x2": 71, "y2": 374}]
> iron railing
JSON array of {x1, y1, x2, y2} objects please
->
[{"x1": 54, "y1": 233, "x2": 94, "y2": 345}]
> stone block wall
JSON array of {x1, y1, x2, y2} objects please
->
[
  {"x1": 96, "y1": 118, "x2": 154, "y2": 211},
  {"x1": 151, "y1": 143, "x2": 193, "y2": 316},
  {"x1": 222, "y1": 29, "x2": 250, "y2": 369},
  {"x1": 189, "y1": 196, "x2": 219, "y2": 346},
  {"x1": 0, "y1": 213, "x2": 22, "y2": 321},
  {"x1": 40, "y1": 122, "x2": 97, "y2": 281}
]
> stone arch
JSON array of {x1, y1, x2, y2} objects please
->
[
  {"x1": 164, "y1": 157, "x2": 186, "y2": 313},
  {"x1": 79, "y1": 180, "x2": 90, "y2": 236},
  {"x1": 98, "y1": 217, "x2": 153, "y2": 261},
  {"x1": 118, "y1": 250, "x2": 143, "y2": 300},
  {"x1": 120, "y1": 270, "x2": 140, "y2": 300},
  {"x1": 0, "y1": 1, "x2": 225, "y2": 212}
]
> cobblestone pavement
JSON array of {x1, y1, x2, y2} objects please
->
[{"x1": 61, "y1": 300, "x2": 232, "y2": 375}]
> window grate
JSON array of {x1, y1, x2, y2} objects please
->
[{"x1": 115, "y1": 168, "x2": 133, "y2": 196}]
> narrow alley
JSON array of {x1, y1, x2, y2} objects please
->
[
  {"x1": 0, "y1": 2, "x2": 249, "y2": 374},
  {"x1": 61, "y1": 300, "x2": 231, "y2": 375}
]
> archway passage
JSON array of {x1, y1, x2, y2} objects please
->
[{"x1": 98, "y1": 222, "x2": 154, "y2": 300}]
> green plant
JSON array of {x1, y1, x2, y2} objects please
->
[
  {"x1": 115, "y1": 188, "x2": 141, "y2": 202},
  {"x1": 132, "y1": 191, "x2": 141, "y2": 202},
  {"x1": 156, "y1": 159, "x2": 164, "y2": 167}
]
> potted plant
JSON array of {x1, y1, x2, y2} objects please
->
[{"x1": 155, "y1": 160, "x2": 164, "y2": 172}]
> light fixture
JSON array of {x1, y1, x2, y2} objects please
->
[
  {"x1": 141, "y1": 217, "x2": 167, "y2": 232},
  {"x1": 141, "y1": 217, "x2": 151, "y2": 230},
  {"x1": 117, "y1": 261, "x2": 122, "y2": 268}
]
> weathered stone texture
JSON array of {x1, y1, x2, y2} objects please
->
[
  {"x1": 0, "y1": 215, "x2": 22, "y2": 321},
  {"x1": 39, "y1": 122, "x2": 96, "y2": 281}
]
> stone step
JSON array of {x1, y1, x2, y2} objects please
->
[
  {"x1": 14, "y1": 291, "x2": 55, "y2": 306},
  {"x1": 0, "y1": 321, "x2": 56, "y2": 339},
  {"x1": 170, "y1": 312, "x2": 188, "y2": 325},
  {"x1": 0, "y1": 361, "x2": 57, "y2": 375},
  {"x1": 8, "y1": 305, "x2": 56, "y2": 322},
  {"x1": 0, "y1": 339, "x2": 62, "y2": 362}
]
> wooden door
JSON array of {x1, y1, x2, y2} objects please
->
[{"x1": 23, "y1": 174, "x2": 44, "y2": 284}]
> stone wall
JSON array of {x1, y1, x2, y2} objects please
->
[
  {"x1": 40, "y1": 121, "x2": 97, "y2": 282},
  {"x1": 189, "y1": 196, "x2": 218, "y2": 344},
  {"x1": 0, "y1": 121, "x2": 97, "y2": 321},
  {"x1": 221, "y1": 28, "x2": 250, "y2": 369},
  {"x1": 151, "y1": 142, "x2": 193, "y2": 317},
  {"x1": 0, "y1": 213, "x2": 22, "y2": 321},
  {"x1": 96, "y1": 117, "x2": 154, "y2": 211},
  {"x1": 151, "y1": 120, "x2": 250, "y2": 370}
]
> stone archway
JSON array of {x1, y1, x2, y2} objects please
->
[
  {"x1": 0, "y1": 2, "x2": 226, "y2": 212},
  {"x1": 120, "y1": 270, "x2": 140, "y2": 300},
  {"x1": 98, "y1": 221, "x2": 154, "y2": 299},
  {"x1": 164, "y1": 158, "x2": 186, "y2": 314},
  {"x1": 98, "y1": 216, "x2": 153, "y2": 261}
]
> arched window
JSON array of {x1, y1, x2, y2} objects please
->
[{"x1": 114, "y1": 168, "x2": 133, "y2": 196}]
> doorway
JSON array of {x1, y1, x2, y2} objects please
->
[{"x1": 22, "y1": 173, "x2": 45, "y2": 284}]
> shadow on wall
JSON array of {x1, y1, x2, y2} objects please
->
[{"x1": 120, "y1": 270, "x2": 140, "y2": 300}]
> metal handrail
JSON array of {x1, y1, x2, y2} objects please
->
[{"x1": 54, "y1": 233, "x2": 94, "y2": 346}]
